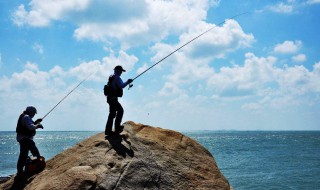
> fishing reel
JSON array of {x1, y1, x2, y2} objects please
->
[{"x1": 128, "y1": 83, "x2": 133, "y2": 90}]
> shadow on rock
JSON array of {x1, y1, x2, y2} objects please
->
[{"x1": 105, "y1": 133, "x2": 134, "y2": 158}]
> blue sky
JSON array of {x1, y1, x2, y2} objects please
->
[{"x1": 1, "y1": 0, "x2": 320, "y2": 131}]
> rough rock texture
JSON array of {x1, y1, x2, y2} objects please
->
[{"x1": 1, "y1": 121, "x2": 230, "y2": 190}]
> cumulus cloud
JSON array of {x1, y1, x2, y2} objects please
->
[
  {"x1": 181, "y1": 20, "x2": 254, "y2": 58},
  {"x1": 12, "y1": 0, "x2": 90, "y2": 27},
  {"x1": 208, "y1": 53, "x2": 320, "y2": 109},
  {"x1": 274, "y1": 40, "x2": 302, "y2": 54},
  {"x1": 25, "y1": 62, "x2": 39, "y2": 71},
  {"x1": 155, "y1": 19, "x2": 254, "y2": 96},
  {"x1": 74, "y1": 0, "x2": 213, "y2": 47},
  {"x1": 68, "y1": 50, "x2": 138, "y2": 82},
  {"x1": 292, "y1": 54, "x2": 307, "y2": 62},
  {"x1": 12, "y1": 0, "x2": 217, "y2": 48},
  {"x1": 0, "y1": 50, "x2": 137, "y2": 94},
  {"x1": 208, "y1": 53, "x2": 278, "y2": 98}
]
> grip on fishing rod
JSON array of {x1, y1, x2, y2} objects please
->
[{"x1": 34, "y1": 118, "x2": 43, "y2": 125}]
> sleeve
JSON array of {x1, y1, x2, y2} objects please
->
[
  {"x1": 114, "y1": 75, "x2": 129, "y2": 89},
  {"x1": 23, "y1": 116, "x2": 38, "y2": 130}
]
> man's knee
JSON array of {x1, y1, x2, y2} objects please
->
[
  {"x1": 117, "y1": 104, "x2": 124, "y2": 113},
  {"x1": 108, "y1": 111, "x2": 116, "y2": 118}
]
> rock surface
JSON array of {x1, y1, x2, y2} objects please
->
[{"x1": 1, "y1": 121, "x2": 231, "y2": 190}]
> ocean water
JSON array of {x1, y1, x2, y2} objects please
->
[
  {"x1": 1, "y1": 131, "x2": 320, "y2": 189},
  {"x1": 0, "y1": 131, "x2": 96, "y2": 177}
]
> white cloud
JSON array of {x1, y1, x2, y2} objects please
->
[
  {"x1": 74, "y1": 0, "x2": 212, "y2": 47},
  {"x1": 274, "y1": 40, "x2": 302, "y2": 54},
  {"x1": 136, "y1": 63, "x2": 149, "y2": 75},
  {"x1": 208, "y1": 53, "x2": 278, "y2": 99},
  {"x1": 33, "y1": 43, "x2": 44, "y2": 54},
  {"x1": 307, "y1": 0, "x2": 320, "y2": 4},
  {"x1": 181, "y1": 20, "x2": 254, "y2": 58},
  {"x1": 25, "y1": 62, "x2": 39, "y2": 71},
  {"x1": 155, "y1": 19, "x2": 254, "y2": 96},
  {"x1": 68, "y1": 50, "x2": 138, "y2": 82},
  {"x1": 74, "y1": 20, "x2": 150, "y2": 44},
  {"x1": 159, "y1": 82, "x2": 184, "y2": 96},
  {"x1": 292, "y1": 54, "x2": 307, "y2": 62},
  {"x1": 268, "y1": 2, "x2": 294, "y2": 13},
  {"x1": 12, "y1": 0, "x2": 217, "y2": 48},
  {"x1": 207, "y1": 53, "x2": 320, "y2": 109},
  {"x1": 12, "y1": 0, "x2": 90, "y2": 27}
]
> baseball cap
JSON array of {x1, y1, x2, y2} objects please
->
[{"x1": 114, "y1": 65, "x2": 126, "y2": 72}]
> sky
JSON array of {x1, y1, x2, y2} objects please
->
[{"x1": 0, "y1": 0, "x2": 320, "y2": 131}]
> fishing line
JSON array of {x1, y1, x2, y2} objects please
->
[
  {"x1": 41, "y1": 71, "x2": 97, "y2": 120},
  {"x1": 128, "y1": 12, "x2": 249, "y2": 89},
  {"x1": 40, "y1": 12, "x2": 249, "y2": 119}
]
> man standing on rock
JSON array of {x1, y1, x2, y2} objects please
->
[
  {"x1": 105, "y1": 65, "x2": 133, "y2": 136},
  {"x1": 16, "y1": 106, "x2": 44, "y2": 175}
]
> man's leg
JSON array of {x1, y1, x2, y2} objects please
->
[
  {"x1": 27, "y1": 139, "x2": 40, "y2": 158},
  {"x1": 17, "y1": 139, "x2": 29, "y2": 174},
  {"x1": 114, "y1": 100, "x2": 124, "y2": 133},
  {"x1": 105, "y1": 98, "x2": 116, "y2": 135}
]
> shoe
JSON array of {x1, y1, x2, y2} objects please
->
[{"x1": 105, "y1": 131, "x2": 113, "y2": 136}]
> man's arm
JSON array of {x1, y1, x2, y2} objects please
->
[
  {"x1": 23, "y1": 116, "x2": 43, "y2": 130},
  {"x1": 114, "y1": 75, "x2": 132, "y2": 89}
]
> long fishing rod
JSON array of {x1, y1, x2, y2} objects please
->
[
  {"x1": 128, "y1": 12, "x2": 249, "y2": 89},
  {"x1": 41, "y1": 72, "x2": 95, "y2": 120}
]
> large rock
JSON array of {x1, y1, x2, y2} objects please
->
[{"x1": 1, "y1": 121, "x2": 231, "y2": 190}]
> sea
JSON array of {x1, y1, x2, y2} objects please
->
[{"x1": 0, "y1": 131, "x2": 319, "y2": 190}]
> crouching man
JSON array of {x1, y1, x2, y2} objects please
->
[{"x1": 16, "y1": 106, "x2": 44, "y2": 176}]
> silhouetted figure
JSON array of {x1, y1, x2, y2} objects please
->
[
  {"x1": 16, "y1": 106, "x2": 43, "y2": 176},
  {"x1": 105, "y1": 65, "x2": 133, "y2": 136}
]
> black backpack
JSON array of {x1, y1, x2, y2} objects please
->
[
  {"x1": 25, "y1": 156, "x2": 46, "y2": 175},
  {"x1": 103, "y1": 75, "x2": 123, "y2": 97},
  {"x1": 103, "y1": 75, "x2": 114, "y2": 96}
]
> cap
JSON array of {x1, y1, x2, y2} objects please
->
[
  {"x1": 26, "y1": 106, "x2": 37, "y2": 115},
  {"x1": 114, "y1": 65, "x2": 126, "y2": 72}
]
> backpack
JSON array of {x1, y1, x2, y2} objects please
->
[
  {"x1": 25, "y1": 156, "x2": 46, "y2": 175},
  {"x1": 103, "y1": 75, "x2": 123, "y2": 97},
  {"x1": 103, "y1": 75, "x2": 114, "y2": 96}
]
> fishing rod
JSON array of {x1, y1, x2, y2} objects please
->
[
  {"x1": 41, "y1": 72, "x2": 95, "y2": 120},
  {"x1": 128, "y1": 12, "x2": 249, "y2": 89}
]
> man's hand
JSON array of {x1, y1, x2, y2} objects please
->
[
  {"x1": 35, "y1": 118, "x2": 43, "y2": 124},
  {"x1": 128, "y1": 79, "x2": 133, "y2": 83},
  {"x1": 37, "y1": 124, "x2": 44, "y2": 129}
]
